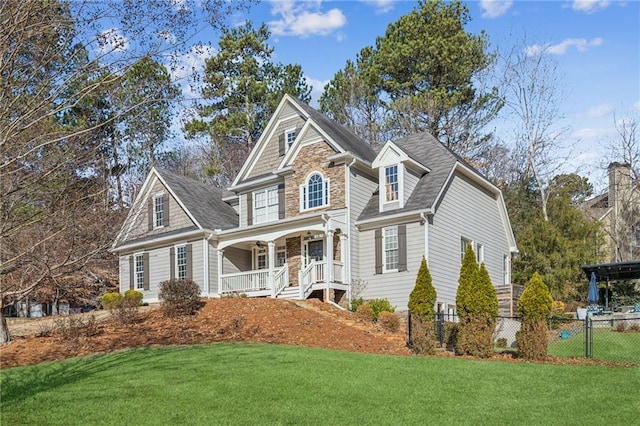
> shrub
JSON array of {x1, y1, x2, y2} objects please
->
[
  {"x1": 455, "y1": 251, "x2": 498, "y2": 358},
  {"x1": 158, "y1": 278, "x2": 203, "y2": 317},
  {"x1": 123, "y1": 289, "x2": 143, "y2": 306},
  {"x1": 615, "y1": 322, "x2": 627, "y2": 332},
  {"x1": 410, "y1": 313, "x2": 435, "y2": 355},
  {"x1": 102, "y1": 292, "x2": 123, "y2": 310},
  {"x1": 350, "y1": 297, "x2": 364, "y2": 312},
  {"x1": 630, "y1": 323, "x2": 640, "y2": 332},
  {"x1": 355, "y1": 304, "x2": 375, "y2": 323},
  {"x1": 517, "y1": 272, "x2": 553, "y2": 360},
  {"x1": 551, "y1": 300, "x2": 565, "y2": 315},
  {"x1": 365, "y1": 298, "x2": 394, "y2": 322},
  {"x1": 408, "y1": 257, "x2": 437, "y2": 354},
  {"x1": 496, "y1": 337, "x2": 508, "y2": 349},
  {"x1": 378, "y1": 311, "x2": 400, "y2": 332}
]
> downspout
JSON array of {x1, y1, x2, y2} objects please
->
[
  {"x1": 322, "y1": 214, "x2": 331, "y2": 302},
  {"x1": 420, "y1": 212, "x2": 429, "y2": 263},
  {"x1": 345, "y1": 158, "x2": 356, "y2": 307}
]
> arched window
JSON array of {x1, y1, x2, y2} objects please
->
[{"x1": 300, "y1": 172, "x2": 329, "y2": 210}]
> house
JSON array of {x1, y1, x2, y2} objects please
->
[
  {"x1": 111, "y1": 95, "x2": 518, "y2": 312},
  {"x1": 582, "y1": 162, "x2": 640, "y2": 262}
]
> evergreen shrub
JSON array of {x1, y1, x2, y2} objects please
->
[
  {"x1": 408, "y1": 257, "x2": 437, "y2": 354},
  {"x1": 102, "y1": 292, "x2": 123, "y2": 310},
  {"x1": 516, "y1": 272, "x2": 553, "y2": 360},
  {"x1": 365, "y1": 298, "x2": 394, "y2": 322},
  {"x1": 377, "y1": 311, "x2": 400, "y2": 332},
  {"x1": 355, "y1": 304, "x2": 375, "y2": 323}
]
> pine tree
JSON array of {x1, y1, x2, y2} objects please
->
[{"x1": 408, "y1": 257, "x2": 437, "y2": 354}]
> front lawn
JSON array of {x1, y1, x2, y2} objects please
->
[{"x1": 2, "y1": 343, "x2": 639, "y2": 425}]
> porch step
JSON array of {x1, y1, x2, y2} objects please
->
[{"x1": 276, "y1": 287, "x2": 301, "y2": 300}]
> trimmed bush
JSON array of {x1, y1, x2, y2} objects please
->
[
  {"x1": 378, "y1": 311, "x2": 400, "y2": 332},
  {"x1": 408, "y1": 256, "x2": 437, "y2": 354},
  {"x1": 517, "y1": 272, "x2": 553, "y2": 360},
  {"x1": 123, "y1": 289, "x2": 143, "y2": 306},
  {"x1": 158, "y1": 278, "x2": 203, "y2": 317},
  {"x1": 350, "y1": 297, "x2": 364, "y2": 313},
  {"x1": 365, "y1": 298, "x2": 394, "y2": 322},
  {"x1": 102, "y1": 292, "x2": 123, "y2": 310},
  {"x1": 455, "y1": 246, "x2": 498, "y2": 358},
  {"x1": 355, "y1": 304, "x2": 375, "y2": 323}
]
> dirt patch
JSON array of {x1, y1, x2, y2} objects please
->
[{"x1": 1, "y1": 298, "x2": 411, "y2": 369}]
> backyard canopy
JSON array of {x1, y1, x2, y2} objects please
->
[{"x1": 581, "y1": 260, "x2": 640, "y2": 282}]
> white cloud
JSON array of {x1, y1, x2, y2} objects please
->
[
  {"x1": 479, "y1": 0, "x2": 513, "y2": 18},
  {"x1": 572, "y1": 0, "x2": 611, "y2": 13},
  {"x1": 97, "y1": 28, "x2": 129, "y2": 55},
  {"x1": 583, "y1": 103, "x2": 615, "y2": 118},
  {"x1": 360, "y1": 0, "x2": 395, "y2": 14},
  {"x1": 305, "y1": 75, "x2": 330, "y2": 106},
  {"x1": 268, "y1": 1, "x2": 347, "y2": 37},
  {"x1": 525, "y1": 37, "x2": 603, "y2": 56}
]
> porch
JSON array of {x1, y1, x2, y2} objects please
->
[{"x1": 216, "y1": 213, "x2": 349, "y2": 300}]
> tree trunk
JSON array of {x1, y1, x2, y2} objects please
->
[{"x1": 0, "y1": 299, "x2": 11, "y2": 345}]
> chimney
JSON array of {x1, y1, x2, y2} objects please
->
[{"x1": 608, "y1": 162, "x2": 632, "y2": 211}]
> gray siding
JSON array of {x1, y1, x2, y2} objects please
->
[
  {"x1": 222, "y1": 246, "x2": 252, "y2": 274},
  {"x1": 348, "y1": 168, "x2": 378, "y2": 282},
  {"x1": 210, "y1": 243, "x2": 219, "y2": 294},
  {"x1": 239, "y1": 193, "x2": 247, "y2": 227},
  {"x1": 428, "y1": 173, "x2": 511, "y2": 307},
  {"x1": 247, "y1": 115, "x2": 305, "y2": 179},
  {"x1": 404, "y1": 167, "x2": 420, "y2": 205},
  {"x1": 358, "y1": 221, "x2": 425, "y2": 311}
]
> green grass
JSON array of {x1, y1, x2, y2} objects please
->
[
  {"x1": 2, "y1": 343, "x2": 639, "y2": 425},
  {"x1": 549, "y1": 329, "x2": 640, "y2": 363}
]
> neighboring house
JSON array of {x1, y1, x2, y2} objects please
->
[
  {"x1": 582, "y1": 162, "x2": 640, "y2": 262},
  {"x1": 111, "y1": 95, "x2": 518, "y2": 312}
]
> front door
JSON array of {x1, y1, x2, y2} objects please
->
[{"x1": 306, "y1": 240, "x2": 324, "y2": 266}]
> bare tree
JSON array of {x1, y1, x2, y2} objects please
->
[
  {"x1": 499, "y1": 37, "x2": 572, "y2": 221},
  {"x1": 0, "y1": 0, "x2": 246, "y2": 344}
]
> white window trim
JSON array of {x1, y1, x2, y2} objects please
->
[
  {"x1": 153, "y1": 193, "x2": 165, "y2": 229},
  {"x1": 285, "y1": 127, "x2": 297, "y2": 152},
  {"x1": 382, "y1": 226, "x2": 399, "y2": 273},
  {"x1": 299, "y1": 171, "x2": 330, "y2": 212},
  {"x1": 461, "y1": 237, "x2": 484, "y2": 264},
  {"x1": 379, "y1": 163, "x2": 404, "y2": 211},
  {"x1": 134, "y1": 253, "x2": 145, "y2": 290},
  {"x1": 175, "y1": 244, "x2": 188, "y2": 280},
  {"x1": 253, "y1": 186, "x2": 279, "y2": 224}
]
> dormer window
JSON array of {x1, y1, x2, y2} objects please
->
[
  {"x1": 385, "y1": 165, "x2": 399, "y2": 201},
  {"x1": 301, "y1": 172, "x2": 330, "y2": 210}
]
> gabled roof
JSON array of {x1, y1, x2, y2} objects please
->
[
  {"x1": 358, "y1": 133, "x2": 459, "y2": 220},
  {"x1": 155, "y1": 169, "x2": 238, "y2": 231},
  {"x1": 232, "y1": 95, "x2": 377, "y2": 188}
]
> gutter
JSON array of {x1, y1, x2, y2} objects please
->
[
  {"x1": 355, "y1": 208, "x2": 433, "y2": 229},
  {"x1": 111, "y1": 228, "x2": 218, "y2": 253}
]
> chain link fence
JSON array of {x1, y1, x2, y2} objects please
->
[{"x1": 408, "y1": 312, "x2": 640, "y2": 363}]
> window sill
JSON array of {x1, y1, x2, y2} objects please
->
[{"x1": 300, "y1": 204, "x2": 329, "y2": 213}]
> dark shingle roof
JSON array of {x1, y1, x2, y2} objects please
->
[
  {"x1": 358, "y1": 133, "x2": 470, "y2": 221},
  {"x1": 156, "y1": 169, "x2": 238, "y2": 230},
  {"x1": 295, "y1": 100, "x2": 377, "y2": 163}
]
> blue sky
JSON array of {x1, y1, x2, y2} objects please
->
[{"x1": 167, "y1": 0, "x2": 639, "y2": 190}]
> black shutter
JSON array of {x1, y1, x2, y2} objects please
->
[
  {"x1": 129, "y1": 255, "x2": 134, "y2": 290},
  {"x1": 170, "y1": 247, "x2": 175, "y2": 279},
  {"x1": 278, "y1": 184, "x2": 285, "y2": 219},
  {"x1": 375, "y1": 228, "x2": 382, "y2": 274},
  {"x1": 398, "y1": 225, "x2": 407, "y2": 272},
  {"x1": 163, "y1": 193, "x2": 170, "y2": 226},
  {"x1": 143, "y1": 252, "x2": 150, "y2": 291},
  {"x1": 148, "y1": 197, "x2": 154, "y2": 231},
  {"x1": 278, "y1": 133, "x2": 285, "y2": 156},
  {"x1": 186, "y1": 244, "x2": 193, "y2": 280},
  {"x1": 246, "y1": 192, "x2": 253, "y2": 226}
]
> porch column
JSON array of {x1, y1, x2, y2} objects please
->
[
  {"x1": 217, "y1": 249, "x2": 224, "y2": 295},
  {"x1": 268, "y1": 240, "x2": 276, "y2": 297},
  {"x1": 340, "y1": 233, "x2": 347, "y2": 283},
  {"x1": 326, "y1": 229, "x2": 334, "y2": 300}
]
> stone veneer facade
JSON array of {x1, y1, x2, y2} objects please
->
[{"x1": 284, "y1": 140, "x2": 346, "y2": 218}]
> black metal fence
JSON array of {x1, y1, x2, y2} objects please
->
[{"x1": 407, "y1": 311, "x2": 640, "y2": 363}]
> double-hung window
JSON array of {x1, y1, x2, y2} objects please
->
[
  {"x1": 383, "y1": 227, "x2": 399, "y2": 272},
  {"x1": 176, "y1": 245, "x2": 188, "y2": 280},
  {"x1": 461, "y1": 237, "x2": 484, "y2": 264},
  {"x1": 286, "y1": 129, "x2": 296, "y2": 149},
  {"x1": 301, "y1": 172, "x2": 329, "y2": 210},
  {"x1": 154, "y1": 195, "x2": 164, "y2": 228},
  {"x1": 135, "y1": 254, "x2": 144, "y2": 290},
  {"x1": 384, "y1": 165, "x2": 399, "y2": 201},
  {"x1": 254, "y1": 186, "x2": 279, "y2": 224}
]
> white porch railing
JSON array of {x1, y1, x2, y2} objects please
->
[
  {"x1": 220, "y1": 269, "x2": 269, "y2": 293},
  {"x1": 273, "y1": 265, "x2": 289, "y2": 296},
  {"x1": 333, "y1": 261, "x2": 344, "y2": 283}
]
